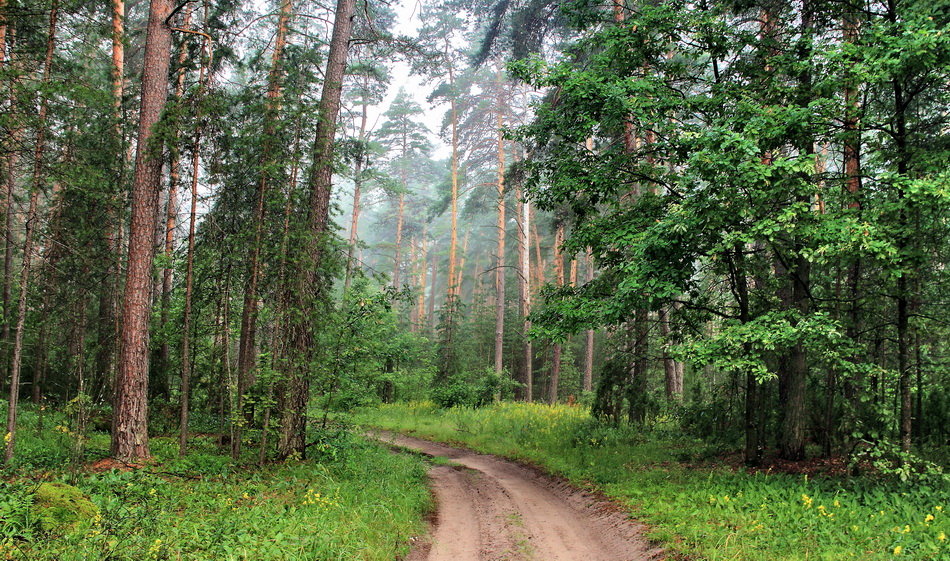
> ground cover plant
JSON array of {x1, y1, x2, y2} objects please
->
[
  {"x1": 0, "y1": 404, "x2": 430, "y2": 560},
  {"x1": 358, "y1": 402, "x2": 949, "y2": 561}
]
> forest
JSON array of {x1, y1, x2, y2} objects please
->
[{"x1": 0, "y1": 0, "x2": 947, "y2": 559}]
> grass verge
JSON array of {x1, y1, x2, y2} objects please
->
[
  {"x1": 1, "y1": 405, "x2": 430, "y2": 560},
  {"x1": 357, "y1": 401, "x2": 949, "y2": 561}
]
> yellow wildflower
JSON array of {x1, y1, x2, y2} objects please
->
[
  {"x1": 893, "y1": 546, "x2": 903, "y2": 555},
  {"x1": 924, "y1": 514, "x2": 934, "y2": 523},
  {"x1": 938, "y1": 532, "x2": 946, "y2": 541}
]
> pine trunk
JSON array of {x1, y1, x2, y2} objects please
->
[
  {"x1": 278, "y1": 0, "x2": 354, "y2": 459},
  {"x1": 343, "y1": 89, "x2": 368, "y2": 293},
  {"x1": 112, "y1": 0, "x2": 174, "y2": 462},
  {"x1": 493, "y1": 107, "x2": 506, "y2": 375},
  {"x1": 516, "y1": 175, "x2": 532, "y2": 401}
]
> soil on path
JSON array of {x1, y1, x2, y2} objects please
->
[{"x1": 372, "y1": 431, "x2": 666, "y2": 561}]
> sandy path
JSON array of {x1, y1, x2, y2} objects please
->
[{"x1": 373, "y1": 431, "x2": 665, "y2": 561}]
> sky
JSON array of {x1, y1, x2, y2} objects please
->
[{"x1": 371, "y1": 0, "x2": 452, "y2": 159}]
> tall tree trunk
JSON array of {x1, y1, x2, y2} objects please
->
[
  {"x1": 883, "y1": 0, "x2": 913, "y2": 456},
  {"x1": 0, "y1": 8, "x2": 16, "y2": 388},
  {"x1": 278, "y1": 0, "x2": 355, "y2": 459},
  {"x1": 92, "y1": 0, "x2": 127, "y2": 403},
  {"x1": 343, "y1": 86, "x2": 368, "y2": 293},
  {"x1": 393, "y1": 193, "x2": 405, "y2": 286},
  {"x1": 158, "y1": 11, "x2": 192, "y2": 401},
  {"x1": 841, "y1": 6, "x2": 863, "y2": 452},
  {"x1": 416, "y1": 233, "x2": 427, "y2": 328},
  {"x1": 516, "y1": 172, "x2": 532, "y2": 401},
  {"x1": 776, "y1": 1, "x2": 815, "y2": 462},
  {"x1": 4, "y1": 0, "x2": 58, "y2": 464},
  {"x1": 112, "y1": 0, "x2": 174, "y2": 463},
  {"x1": 583, "y1": 246, "x2": 594, "y2": 392},
  {"x1": 179, "y1": 11, "x2": 210, "y2": 458},
  {"x1": 456, "y1": 230, "x2": 470, "y2": 300},
  {"x1": 446, "y1": 52, "x2": 459, "y2": 302},
  {"x1": 493, "y1": 106, "x2": 506, "y2": 376},
  {"x1": 428, "y1": 253, "x2": 437, "y2": 331},
  {"x1": 658, "y1": 306, "x2": 683, "y2": 400},
  {"x1": 236, "y1": 0, "x2": 293, "y2": 459},
  {"x1": 179, "y1": 144, "x2": 200, "y2": 456},
  {"x1": 547, "y1": 221, "x2": 564, "y2": 405}
]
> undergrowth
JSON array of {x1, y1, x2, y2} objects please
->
[
  {"x1": 0, "y1": 404, "x2": 430, "y2": 560},
  {"x1": 357, "y1": 401, "x2": 949, "y2": 561}
]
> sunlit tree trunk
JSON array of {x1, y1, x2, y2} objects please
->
[
  {"x1": 112, "y1": 0, "x2": 175, "y2": 463},
  {"x1": 4, "y1": 0, "x2": 58, "y2": 464},
  {"x1": 428, "y1": 254, "x2": 437, "y2": 331},
  {"x1": 416, "y1": 232, "x2": 427, "y2": 328},
  {"x1": 446, "y1": 47, "x2": 459, "y2": 301},
  {"x1": 344, "y1": 88, "x2": 368, "y2": 293},
  {"x1": 456, "y1": 230, "x2": 470, "y2": 300},
  {"x1": 393, "y1": 193, "x2": 406, "y2": 286},
  {"x1": 516, "y1": 168, "x2": 532, "y2": 401},
  {"x1": 493, "y1": 106, "x2": 506, "y2": 376}
]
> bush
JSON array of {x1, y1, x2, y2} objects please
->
[{"x1": 431, "y1": 369, "x2": 521, "y2": 408}]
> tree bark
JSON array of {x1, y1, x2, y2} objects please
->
[
  {"x1": 493, "y1": 105, "x2": 506, "y2": 376},
  {"x1": 112, "y1": 0, "x2": 174, "y2": 463},
  {"x1": 278, "y1": 0, "x2": 355, "y2": 459},
  {"x1": 343, "y1": 85, "x2": 368, "y2": 293},
  {"x1": 393, "y1": 193, "x2": 405, "y2": 286},
  {"x1": 516, "y1": 171, "x2": 532, "y2": 401},
  {"x1": 446, "y1": 48, "x2": 459, "y2": 302}
]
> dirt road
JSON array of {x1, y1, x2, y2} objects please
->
[{"x1": 373, "y1": 431, "x2": 665, "y2": 561}]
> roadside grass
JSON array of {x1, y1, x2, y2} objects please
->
[
  {"x1": 357, "y1": 401, "x2": 949, "y2": 561},
  {"x1": 1, "y1": 404, "x2": 430, "y2": 560}
]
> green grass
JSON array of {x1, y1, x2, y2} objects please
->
[
  {"x1": 357, "y1": 401, "x2": 950, "y2": 561},
  {"x1": 0, "y1": 405, "x2": 431, "y2": 560}
]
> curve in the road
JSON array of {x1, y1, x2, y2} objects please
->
[{"x1": 375, "y1": 431, "x2": 666, "y2": 561}]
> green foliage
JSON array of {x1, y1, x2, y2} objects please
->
[
  {"x1": 361, "y1": 402, "x2": 950, "y2": 560},
  {"x1": 431, "y1": 368, "x2": 520, "y2": 408},
  {"x1": 1, "y1": 434, "x2": 429, "y2": 560}
]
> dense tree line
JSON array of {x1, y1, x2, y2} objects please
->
[{"x1": 0, "y1": 0, "x2": 945, "y2": 469}]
